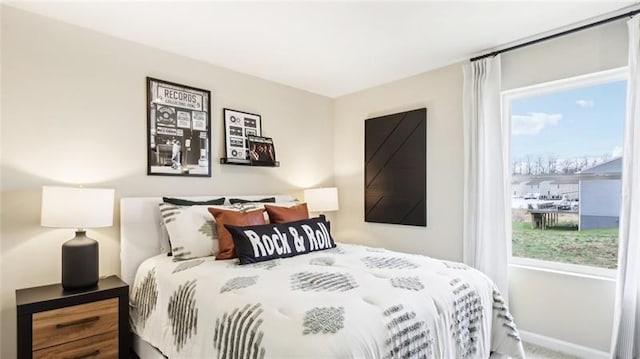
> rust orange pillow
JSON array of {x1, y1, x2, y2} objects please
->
[
  {"x1": 208, "y1": 207, "x2": 267, "y2": 260},
  {"x1": 264, "y1": 203, "x2": 309, "y2": 223}
]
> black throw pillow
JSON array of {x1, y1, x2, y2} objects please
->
[
  {"x1": 225, "y1": 217, "x2": 336, "y2": 264},
  {"x1": 162, "y1": 196, "x2": 225, "y2": 206},
  {"x1": 229, "y1": 197, "x2": 276, "y2": 204}
]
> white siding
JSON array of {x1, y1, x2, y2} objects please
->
[{"x1": 580, "y1": 179, "x2": 622, "y2": 217}]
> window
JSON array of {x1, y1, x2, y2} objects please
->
[{"x1": 504, "y1": 69, "x2": 627, "y2": 275}]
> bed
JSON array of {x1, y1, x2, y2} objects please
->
[{"x1": 121, "y1": 195, "x2": 525, "y2": 359}]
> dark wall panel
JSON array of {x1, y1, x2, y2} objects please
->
[{"x1": 365, "y1": 108, "x2": 426, "y2": 226}]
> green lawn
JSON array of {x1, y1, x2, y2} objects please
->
[{"x1": 512, "y1": 222, "x2": 618, "y2": 269}]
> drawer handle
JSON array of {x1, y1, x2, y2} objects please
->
[
  {"x1": 55, "y1": 316, "x2": 100, "y2": 329},
  {"x1": 69, "y1": 349, "x2": 100, "y2": 359}
]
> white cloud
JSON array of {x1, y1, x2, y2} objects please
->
[
  {"x1": 576, "y1": 99, "x2": 595, "y2": 108},
  {"x1": 612, "y1": 146, "x2": 623, "y2": 158},
  {"x1": 512, "y1": 112, "x2": 562, "y2": 135}
]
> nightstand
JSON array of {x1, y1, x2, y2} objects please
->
[{"x1": 16, "y1": 275, "x2": 129, "y2": 359}]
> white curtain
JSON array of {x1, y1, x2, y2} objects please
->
[
  {"x1": 611, "y1": 15, "x2": 640, "y2": 359},
  {"x1": 462, "y1": 55, "x2": 511, "y2": 297}
]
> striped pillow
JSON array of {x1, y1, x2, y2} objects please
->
[{"x1": 158, "y1": 203, "x2": 220, "y2": 260}]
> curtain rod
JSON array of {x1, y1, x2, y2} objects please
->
[{"x1": 470, "y1": 8, "x2": 640, "y2": 62}]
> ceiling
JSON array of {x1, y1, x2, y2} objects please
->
[{"x1": 6, "y1": 1, "x2": 637, "y2": 98}]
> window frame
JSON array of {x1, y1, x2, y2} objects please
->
[{"x1": 502, "y1": 67, "x2": 628, "y2": 279}]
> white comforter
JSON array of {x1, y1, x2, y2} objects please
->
[{"x1": 130, "y1": 243, "x2": 524, "y2": 359}]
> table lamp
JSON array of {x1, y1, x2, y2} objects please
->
[
  {"x1": 41, "y1": 186, "x2": 115, "y2": 290},
  {"x1": 303, "y1": 187, "x2": 339, "y2": 219}
]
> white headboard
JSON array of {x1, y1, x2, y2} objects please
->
[{"x1": 120, "y1": 194, "x2": 295, "y2": 285}]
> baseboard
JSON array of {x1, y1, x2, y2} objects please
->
[{"x1": 519, "y1": 330, "x2": 609, "y2": 359}]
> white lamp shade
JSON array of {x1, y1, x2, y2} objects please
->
[
  {"x1": 41, "y1": 186, "x2": 115, "y2": 229},
  {"x1": 304, "y1": 187, "x2": 339, "y2": 212}
]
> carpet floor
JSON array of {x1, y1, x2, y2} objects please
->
[{"x1": 524, "y1": 342, "x2": 582, "y2": 359}]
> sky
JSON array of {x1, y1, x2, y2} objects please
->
[{"x1": 511, "y1": 79, "x2": 627, "y2": 161}]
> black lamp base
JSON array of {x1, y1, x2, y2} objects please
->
[{"x1": 62, "y1": 230, "x2": 99, "y2": 290}]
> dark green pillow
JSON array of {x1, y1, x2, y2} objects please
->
[
  {"x1": 229, "y1": 197, "x2": 276, "y2": 204},
  {"x1": 162, "y1": 197, "x2": 225, "y2": 206}
]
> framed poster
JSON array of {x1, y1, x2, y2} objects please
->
[
  {"x1": 223, "y1": 108, "x2": 262, "y2": 163},
  {"x1": 247, "y1": 135, "x2": 276, "y2": 165},
  {"x1": 147, "y1": 77, "x2": 211, "y2": 177}
]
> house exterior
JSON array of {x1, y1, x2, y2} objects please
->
[
  {"x1": 578, "y1": 157, "x2": 622, "y2": 230},
  {"x1": 511, "y1": 175, "x2": 579, "y2": 200},
  {"x1": 512, "y1": 158, "x2": 622, "y2": 230}
]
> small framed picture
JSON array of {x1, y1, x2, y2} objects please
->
[
  {"x1": 247, "y1": 135, "x2": 276, "y2": 165},
  {"x1": 147, "y1": 77, "x2": 211, "y2": 177},
  {"x1": 223, "y1": 108, "x2": 262, "y2": 163}
]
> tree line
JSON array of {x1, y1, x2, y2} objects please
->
[{"x1": 512, "y1": 153, "x2": 612, "y2": 175}]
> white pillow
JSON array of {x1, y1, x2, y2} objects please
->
[
  {"x1": 261, "y1": 201, "x2": 302, "y2": 208},
  {"x1": 158, "y1": 203, "x2": 220, "y2": 260},
  {"x1": 222, "y1": 201, "x2": 301, "y2": 222},
  {"x1": 159, "y1": 219, "x2": 171, "y2": 253}
]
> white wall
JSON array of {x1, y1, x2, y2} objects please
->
[
  {"x1": 501, "y1": 20, "x2": 627, "y2": 91},
  {"x1": 333, "y1": 62, "x2": 463, "y2": 261},
  {"x1": 509, "y1": 266, "x2": 617, "y2": 351},
  {"x1": 0, "y1": 4, "x2": 3, "y2": 349},
  {"x1": 0, "y1": 6, "x2": 333, "y2": 358}
]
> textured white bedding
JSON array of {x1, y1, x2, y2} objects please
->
[{"x1": 130, "y1": 243, "x2": 524, "y2": 359}]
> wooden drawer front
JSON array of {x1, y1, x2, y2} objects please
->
[
  {"x1": 32, "y1": 298, "x2": 118, "y2": 350},
  {"x1": 33, "y1": 330, "x2": 118, "y2": 359}
]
